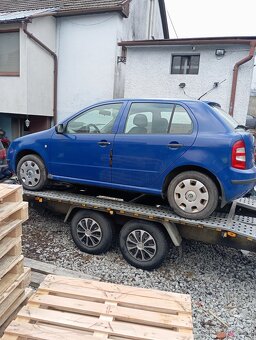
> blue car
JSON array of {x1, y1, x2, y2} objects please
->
[{"x1": 7, "y1": 99, "x2": 256, "y2": 219}]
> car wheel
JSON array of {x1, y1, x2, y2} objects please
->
[
  {"x1": 119, "y1": 220, "x2": 169, "y2": 270},
  {"x1": 167, "y1": 171, "x2": 218, "y2": 220},
  {"x1": 71, "y1": 210, "x2": 114, "y2": 254},
  {"x1": 17, "y1": 154, "x2": 47, "y2": 191}
]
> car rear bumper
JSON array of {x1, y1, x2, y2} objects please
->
[{"x1": 218, "y1": 166, "x2": 256, "y2": 204}]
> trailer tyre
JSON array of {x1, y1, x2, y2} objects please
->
[
  {"x1": 119, "y1": 220, "x2": 169, "y2": 270},
  {"x1": 71, "y1": 210, "x2": 113, "y2": 254}
]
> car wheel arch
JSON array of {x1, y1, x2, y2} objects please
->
[
  {"x1": 15, "y1": 150, "x2": 46, "y2": 170},
  {"x1": 162, "y1": 165, "x2": 224, "y2": 202}
]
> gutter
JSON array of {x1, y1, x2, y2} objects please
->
[
  {"x1": 22, "y1": 21, "x2": 58, "y2": 124},
  {"x1": 228, "y1": 41, "x2": 256, "y2": 116},
  {"x1": 158, "y1": 0, "x2": 169, "y2": 39}
]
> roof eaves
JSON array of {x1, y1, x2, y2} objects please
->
[
  {"x1": 119, "y1": 37, "x2": 256, "y2": 47},
  {"x1": 54, "y1": 4, "x2": 129, "y2": 18}
]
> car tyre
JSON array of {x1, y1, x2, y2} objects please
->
[
  {"x1": 167, "y1": 171, "x2": 218, "y2": 220},
  {"x1": 71, "y1": 210, "x2": 114, "y2": 254},
  {"x1": 17, "y1": 154, "x2": 47, "y2": 191},
  {"x1": 119, "y1": 220, "x2": 169, "y2": 270}
]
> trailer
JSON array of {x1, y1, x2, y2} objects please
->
[{"x1": 24, "y1": 188, "x2": 256, "y2": 270}]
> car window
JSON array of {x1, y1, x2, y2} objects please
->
[
  {"x1": 66, "y1": 103, "x2": 122, "y2": 134},
  {"x1": 169, "y1": 105, "x2": 193, "y2": 134},
  {"x1": 124, "y1": 102, "x2": 174, "y2": 134}
]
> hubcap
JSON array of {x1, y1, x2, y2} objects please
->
[
  {"x1": 126, "y1": 229, "x2": 157, "y2": 262},
  {"x1": 77, "y1": 218, "x2": 102, "y2": 248},
  {"x1": 20, "y1": 161, "x2": 41, "y2": 187},
  {"x1": 174, "y1": 179, "x2": 209, "y2": 213}
]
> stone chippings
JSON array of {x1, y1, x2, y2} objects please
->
[{"x1": 23, "y1": 207, "x2": 256, "y2": 340}]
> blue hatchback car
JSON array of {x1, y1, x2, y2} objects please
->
[{"x1": 7, "y1": 99, "x2": 256, "y2": 219}]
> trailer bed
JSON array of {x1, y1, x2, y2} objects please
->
[{"x1": 24, "y1": 189, "x2": 256, "y2": 242}]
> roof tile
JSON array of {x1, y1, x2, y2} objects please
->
[{"x1": 0, "y1": 1, "x2": 124, "y2": 15}]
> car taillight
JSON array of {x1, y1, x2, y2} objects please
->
[
  {"x1": 0, "y1": 148, "x2": 6, "y2": 160},
  {"x1": 232, "y1": 140, "x2": 246, "y2": 169}
]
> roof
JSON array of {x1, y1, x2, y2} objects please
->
[
  {"x1": 119, "y1": 36, "x2": 256, "y2": 47},
  {"x1": 0, "y1": 8, "x2": 56, "y2": 22},
  {"x1": 0, "y1": 0, "x2": 169, "y2": 38},
  {"x1": 0, "y1": 0, "x2": 130, "y2": 17}
]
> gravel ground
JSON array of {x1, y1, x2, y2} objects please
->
[{"x1": 22, "y1": 206, "x2": 256, "y2": 340}]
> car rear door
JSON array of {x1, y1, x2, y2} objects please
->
[
  {"x1": 49, "y1": 102, "x2": 125, "y2": 184},
  {"x1": 111, "y1": 101, "x2": 198, "y2": 191}
]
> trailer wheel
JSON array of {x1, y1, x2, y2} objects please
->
[
  {"x1": 71, "y1": 210, "x2": 113, "y2": 254},
  {"x1": 119, "y1": 220, "x2": 169, "y2": 270}
]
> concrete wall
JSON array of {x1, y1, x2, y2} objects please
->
[
  {"x1": 113, "y1": 0, "x2": 165, "y2": 99},
  {"x1": 57, "y1": 2, "x2": 165, "y2": 121},
  {"x1": 122, "y1": 0, "x2": 164, "y2": 40},
  {"x1": 124, "y1": 45, "x2": 253, "y2": 124},
  {"x1": 248, "y1": 95, "x2": 256, "y2": 116},
  {"x1": 56, "y1": 13, "x2": 121, "y2": 120},
  {"x1": 0, "y1": 16, "x2": 56, "y2": 117}
]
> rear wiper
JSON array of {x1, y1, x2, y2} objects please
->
[{"x1": 235, "y1": 124, "x2": 249, "y2": 130}]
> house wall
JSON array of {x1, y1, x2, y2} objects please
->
[
  {"x1": 124, "y1": 45, "x2": 253, "y2": 124},
  {"x1": 56, "y1": 13, "x2": 121, "y2": 120},
  {"x1": 0, "y1": 16, "x2": 56, "y2": 117},
  {"x1": 57, "y1": 2, "x2": 165, "y2": 122},
  {"x1": 122, "y1": 0, "x2": 164, "y2": 40},
  {"x1": 114, "y1": 0, "x2": 165, "y2": 99}
]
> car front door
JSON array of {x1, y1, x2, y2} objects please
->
[
  {"x1": 49, "y1": 102, "x2": 124, "y2": 185},
  {"x1": 111, "y1": 101, "x2": 198, "y2": 192}
]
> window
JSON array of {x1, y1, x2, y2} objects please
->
[
  {"x1": 0, "y1": 31, "x2": 20, "y2": 76},
  {"x1": 124, "y1": 102, "x2": 174, "y2": 134},
  {"x1": 66, "y1": 103, "x2": 122, "y2": 134},
  {"x1": 169, "y1": 105, "x2": 193, "y2": 134},
  {"x1": 124, "y1": 102, "x2": 193, "y2": 135},
  {"x1": 171, "y1": 55, "x2": 200, "y2": 74}
]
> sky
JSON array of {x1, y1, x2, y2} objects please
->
[{"x1": 165, "y1": 0, "x2": 256, "y2": 39}]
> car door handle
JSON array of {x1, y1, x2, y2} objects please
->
[
  {"x1": 167, "y1": 143, "x2": 183, "y2": 148},
  {"x1": 98, "y1": 140, "x2": 111, "y2": 146}
]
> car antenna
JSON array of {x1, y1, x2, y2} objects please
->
[{"x1": 198, "y1": 79, "x2": 226, "y2": 100}]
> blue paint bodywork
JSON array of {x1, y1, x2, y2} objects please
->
[{"x1": 7, "y1": 99, "x2": 256, "y2": 205}]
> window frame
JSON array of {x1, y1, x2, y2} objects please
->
[
  {"x1": 0, "y1": 29, "x2": 20, "y2": 77},
  {"x1": 120, "y1": 101, "x2": 194, "y2": 135},
  {"x1": 170, "y1": 54, "x2": 200, "y2": 75},
  {"x1": 65, "y1": 102, "x2": 124, "y2": 135}
]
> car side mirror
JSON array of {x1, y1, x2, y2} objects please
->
[{"x1": 55, "y1": 124, "x2": 64, "y2": 134}]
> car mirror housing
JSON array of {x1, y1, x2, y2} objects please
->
[{"x1": 55, "y1": 124, "x2": 65, "y2": 134}]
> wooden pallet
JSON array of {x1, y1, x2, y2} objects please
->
[
  {"x1": 0, "y1": 184, "x2": 31, "y2": 332},
  {"x1": 1, "y1": 275, "x2": 194, "y2": 340},
  {"x1": 24, "y1": 258, "x2": 100, "y2": 288},
  {"x1": 0, "y1": 185, "x2": 23, "y2": 204}
]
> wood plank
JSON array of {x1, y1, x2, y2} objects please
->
[
  {"x1": 0, "y1": 185, "x2": 22, "y2": 204},
  {"x1": 0, "y1": 255, "x2": 23, "y2": 279},
  {"x1": 30, "y1": 293, "x2": 193, "y2": 330},
  {"x1": 24, "y1": 258, "x2": 100, "y2": 281},
  {"x1": 18, "y1": 306, "x2": 193, "y2": 340},
  {"x1": 41, "y1": 274, "x2": 190, "y2": 303},
  {"x1": 3, "y1": 321, "x2": 110, "y2": 340},
  {"x1": 0, "y1": 202, "x2": 28, "y2": 223},
  {"x1": 0, "y1": 268, "x2": 31, "y2": 304},
  {"x1": 0, "y1": 288, "x2": 34, "y2": 337},
  {"x1": 0, "y1": 220, "x2": 21, "y2": 242},
  {"x1": 0, "y1": 237, "x2": 21, "y2": 260},
  {"x1": 0, "y1": 287, "x2": 24, "y2": 320},
  {"x1": 38, "y1": 282, "x2": 191, "y2": 314}
]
